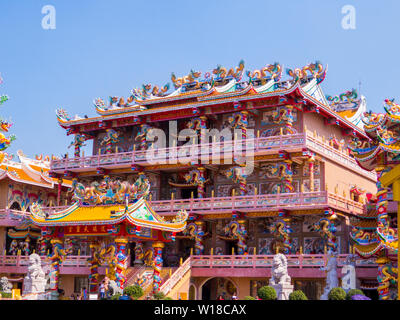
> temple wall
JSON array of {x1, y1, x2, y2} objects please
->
[
  {"x1": 0, "y1": 227, "x2": 6, "y2": 253},
  {"x1": 0, "y1": 180, "x2": 9, "y2": 208},
  {"x1": 303, "y1": 112, "x2": 353, "y2": 146},
  {"x1": 324, "y1": 159, "x2": 376, "y2": 198},
  {"x1": 59, "y1": 274, "x2": 76, "y2": 297}
]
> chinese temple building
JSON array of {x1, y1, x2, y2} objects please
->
[
  {"x1": 0, "y1": 151, "x2": 71, "y2": 290},
  {"x1": 1, "y1": 61, "x2": 382, "y2": 300}
]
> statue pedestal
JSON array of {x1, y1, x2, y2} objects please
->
[
  {"x1": 270, "y1": 283, "x2": 294, "y2": 300},
  {"x1": 23, "y1": 278, "x2": 47, "y2": 295}
]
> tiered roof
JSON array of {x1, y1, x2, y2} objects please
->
[
  {"x1": 0, "y1": 150, "x2": 71, "y2": 188},
  {"x1": 55, "y1": 61, "x2": 368, "y2": 139}
]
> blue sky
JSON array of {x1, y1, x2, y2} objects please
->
[{"x1": 0, "y1": 0, "x2": 399, "y2": 159}]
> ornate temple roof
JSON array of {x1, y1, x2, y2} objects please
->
[
  {"x1": 349, "y1": 99, "x2": 400, "y2": 171},
  {"x1": 29, "y1": 197, "x2": 188, "y2": 232},
  {"x1": 0, "y1": 150, "x2": 71, "y2": 188},
  {"x1": 55, "y1": 61, "x2": 369, "y2": 140}
]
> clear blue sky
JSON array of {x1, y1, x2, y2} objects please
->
[{"x1": 0, "y1": 0, "x2": 399, "y2": 159}]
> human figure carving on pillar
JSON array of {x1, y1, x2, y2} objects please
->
[{"x1": 269, "y1": 253, "x2": 293, "y2": 300}]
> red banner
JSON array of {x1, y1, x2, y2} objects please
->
[{"x1": 63, "y1": 224, "x2": 112, "y2": 236}]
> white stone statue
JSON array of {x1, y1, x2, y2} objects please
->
[
  {"x1": 108, "y1": 280, "x2": 123, "y2": 296},
  {"x1": 320, "y1": 251, "x2": 339, "y2": 300},
  {"x1": 341, "y1": 254, "x2": 356, "y2": 292},
  {"x1": 23, "y1": 253, "x2": 47, "y2": 295},
  {"x1": 269, "y1": 253, "x2": 293, "y2": 300},
  {"x1": 0, "y1": 277, "x2": 12, "y2": 293}
]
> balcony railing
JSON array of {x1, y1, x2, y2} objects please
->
[
  {"x1": 190, "y1": 254, "x2": 377, "y2": 269},
  {"x1": 150, "y1": 191, "x2": 364, "y2": 215},
  {"x1": 0, "y1": 191, "x2": 365, "y2": 224},
  {"x1": 50, "y1": 133, "x2": 307, "y2": 171},
  {"x1": 49, "y1": 132, "x2": 376, "y2": 181}
]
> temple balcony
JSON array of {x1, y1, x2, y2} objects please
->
[
  {"x1": 0, "y1": 191, "x2": 365, "y2": 224},
  {"x1": 49, "y1": 132, "x2": 376, "y2": 180},
  {"x1": 190, "y1": 254, "x2": 377, "y2": 279},
  {"x1": 0, "y1": 254, "x2": 108, "y2": 275},
  {"x1": 0, "y1": 254, "x2": 377, "y2": 279},
  {"x1": 150, "y1": 191, "x2": 365, "y2": 216}
]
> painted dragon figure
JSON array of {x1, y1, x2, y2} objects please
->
[
  {"x1": 100, "y1": 243, "x2": 117, "y2": 281},
  {"x1": 135, "y1": 124, "x2": 154, "y2": 150},
  {"x1": 376, "y1": 256, "x2": 398, "y2": 300},
  {"x1": 130, "y1": 173, "x2": 150, "y2": 201},
  {"x1": 182, "y1": 168, "x2": 208, "y2": 198},
  {"x1": 186, "y1": 116, "x2": 207, "y2": 142},
  {"x1": 213, "y1": 60, "x2": 245, "y2": 82},
  {"x1": 327, "y1": 88, "x2": 358, "y2": 105},
  {"x1": 100, "y1": 129, "x2": 120, "y2": 154},
  {"x1": 88, "y1": 244, "x2": 103, "y2": 293},
  {"x1": 144, "y1": 248, "x2": 154, "y2": 267},
  {"x1": 181, "y1": 222, "x2": 206, "y2": 255},
  {"x1": 0, "y1": 119, "x2": 16, "y2": 152},
  {"x1": 223, "y1": 166, "x2": 248, "y2": 196},
  {"x1": 171, "y1": 70, "x2": 202, "y2": 89},
  {"x1": 68, "y1": 134, "x2": 87, "y2": 158},
  {"x1": 272, "y1": 105, "x2": 297, "y2": 135},
  {"x1": 301, "y1": 61, "x2": 327, "y2": 83},
  {"x1": 311, "y1": 217, "x2": 338, "y2": 253},
  {"x1": 152, "y1": 246, "x2": 163, "y2": 293},
  {"x1": 262, "y1": 161, "x2": 294, "y2": 193},
  {"x1": 270, "y1": 219, "x2": 293, "y2": 254},
  {"x1": 48, "y1": 239, "x2": 67, "y2": 292},
  {"x1": 227, "y1": 111, "x2": 248, "y2": 139},
  {"x1": 68, "y1": 174, "x2": 151, "y2": 205},
  {"x1": 114, "y1": 240, "x2": 128, "y2": 291},
  {"x1": 246, "y1": 62, "x2": 282, "y2": 83},
  {"x1": 221, "y1": 220, "x2": 248, "y2": 255},
  {"x1": 134, "y1": 242, "x2": 144, "y2": 263}
]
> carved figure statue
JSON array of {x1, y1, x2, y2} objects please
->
[
  {"x1": 269, "y1": 253, "x2": 291, "y2": 285},
  {"x1": 23, "y1": 253, "x2": 47, "y2": 294},
  {"x1": 269, "y1": 253, "x2": 293, "y2": 300},
  {"x1": 0, "y1": 277, "x2": 12, "y2": 293}
]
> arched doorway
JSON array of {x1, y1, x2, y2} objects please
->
[
  {"x1": 201, "y1": 277, "x2": 238, "y2": 300},
  {"x1": 10, "y1": 202, "x2": 21, "y2": 211},
  {"x1": 189, "y1": 284, "x2": 196, "y2": 300}
]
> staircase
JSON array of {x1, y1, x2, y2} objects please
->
[
  {"x1": 125, "y1": 265, "x2": 147, "y2": 287},
  {"x1": 137, "y1": 267, "x2": 175, "y2": 300},
  {"x1": 160, "y1": 257, "x2": 191, "y2": 299}
]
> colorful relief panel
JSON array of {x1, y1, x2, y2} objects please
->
[
  {"x1": 302, "y1": 179, "x2": 321, "y2": 192},
  {"x1": 261, "y1": 107, "x2": 297, "y2": 126},
  {"x1": 8, "y1": 184, "x2": 57, "y2": 211}
]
